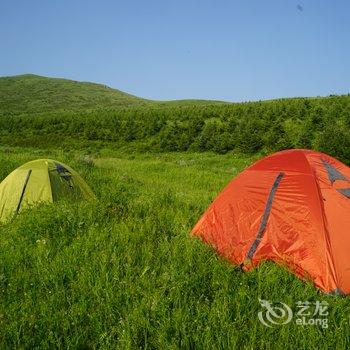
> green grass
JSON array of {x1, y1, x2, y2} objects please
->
[
  {"x1": 1, "y1": 147, "x2": 350, "y2": 349},
  {"x1": 0, "y1": 74, "x2": 230, "y2": 116},
  {"x1": 0, "y1": 74, "x2": 149, "y2": 114},
  {"x1": 2, "y1": 74, "x2": 350, "y2": 162}
]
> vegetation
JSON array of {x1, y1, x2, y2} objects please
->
[
  {"x1": 1, "y1": 147, "x2": 349, "y2": 349},
  {"x1": 0, "y1": 74, "x2": 150, "y2": 114},
  {"x1": 1, "y1": 75, "x2": 350, "y2": 348},
  {"x1": 1, "y1": 75, "x2": 350, "y2": 163}
]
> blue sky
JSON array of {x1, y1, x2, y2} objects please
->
[{"x1": 0, "y1": 0, "x2": 349, "y2": 101}]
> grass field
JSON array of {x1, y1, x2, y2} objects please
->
[
  {"x1": 1, "y1": 147, "x2": 350, "y2": 349},
  {"x1": 0, "y1": 74, "x2": 228, "y2": 115},
  {"x1": 0, "y1": 75, "x2": 148, "y2": 114}
]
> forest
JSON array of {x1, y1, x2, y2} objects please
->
[{"x1": 1, "y1": 94, "x2": 350, "y2": 162}]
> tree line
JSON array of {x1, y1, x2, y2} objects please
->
[{"x1": 1, "y1": 95, "x2": 350, "y2": 162}]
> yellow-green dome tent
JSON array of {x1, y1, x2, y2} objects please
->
[{"x1": 0, "y1": 159, "x2": 95, "y2": 222}]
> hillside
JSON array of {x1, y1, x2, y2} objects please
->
[
  {"x1": 0, "y1": 74, "x2": 350, "y2": 163},
  {"x1": 0, "y1": 74, "x2": 148, "y2": 114},
  {"x1": 0, "y1": 74, "x2": 229, "y2": 116}
]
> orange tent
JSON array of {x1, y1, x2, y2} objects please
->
[{"x1": 192, "y1": 149, "x2": 350, "y2": 295}]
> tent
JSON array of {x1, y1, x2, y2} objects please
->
[
  {"x1": 0, "y1": 159, "x2": 95, "y2": 222},
  {"x1": 192, "y1": 149, "x2": 350, "y2": 295}
]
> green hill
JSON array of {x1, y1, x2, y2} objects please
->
[
  {"x1": 0, "y1": 74, "x2": 349, "y2": 163},
  {"x1": 0, "y1": 74, "x2": 229, "y2": 116},
  {"x1": 0, "y1": 74, "x2": 148, "y2": 114}
]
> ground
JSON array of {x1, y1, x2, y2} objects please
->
[{"x1": 1, "y1": 147, "x2": 349, "y2": 349}]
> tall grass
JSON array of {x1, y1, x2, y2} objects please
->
[{"x1": 0, "y1": 147, "x2": 349, "y2": 349}]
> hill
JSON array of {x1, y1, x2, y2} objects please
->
[
  {"x1": 0, "y1": 74, "x2": 148, "y2": 114},
  {"x1": 0, "y1": 74, "x2": 350, "y2": 163},
  {"x1": 0, "y1": 74, "x2": 229, "y2": 116}
]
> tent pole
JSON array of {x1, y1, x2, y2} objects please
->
[{"x1": 15, "y1": 169, "x2": 32, "y2": 216}]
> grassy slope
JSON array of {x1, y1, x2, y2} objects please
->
[
  {"x1": 1, "y1": 74, "x2": 349, "y2": 118},
  {"x1": 1, "y1": 147, "x2": 349, "y2": 349},
  {"x1": 0, "y1": 74, "x2": 149, "y2": 114},
  {"x1": 0, "y1": 74, "x2": 230, "y2": 116}
]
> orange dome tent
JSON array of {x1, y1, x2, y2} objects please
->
[{"x1": 192, "y1": 149, "x2": 350, "y2": 295}]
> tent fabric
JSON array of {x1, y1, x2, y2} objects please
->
[
  {"x1": 191, "y1": 149, "x2": 350, "y2": 295},
  {"x1": 0, "y1": 159, "x2": 95, "y2": 222}
]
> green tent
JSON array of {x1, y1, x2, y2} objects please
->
[{"x1": 0, "y1": 159, "x2": 95, "y2": 222}]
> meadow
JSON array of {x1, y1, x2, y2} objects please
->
[
  {"x1": 2, "y1": 74, "x2": 350, "y2": 348},
  {"x1": 1, "y1": 146, "x2": 350, "y2": 349}
]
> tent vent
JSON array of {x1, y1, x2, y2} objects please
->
[
  {"x1": 55, "y1": 162, "x2": 73, "y2": 187},
  {"x1": 322, "y1": 159, "x2": 348, "y2": 184},
  {"x1": 337, "y1": 188, "x2": 350, "y2": 199}
]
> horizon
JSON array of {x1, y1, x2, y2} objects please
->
[
  {"x1": 1, "y1": 1, "x2": 349, "y2": 102},
  {"x1": 2, "y1": 72, "x2": 349, "y2": 104}
]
